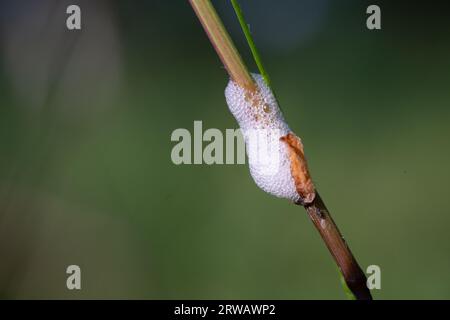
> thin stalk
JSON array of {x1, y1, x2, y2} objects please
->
[
  {"x1": 189, "y1": 0, "x2": 256, "y2": 91},
  {"x1": 230, "y1": 0, "x2": 271, "y2": 88},
  {"x1": 188, "y1": 0, "x2": 372, "y2": 300},
  {"x1": 302, "y1": 193, "x2": 372, "y2": 300}
]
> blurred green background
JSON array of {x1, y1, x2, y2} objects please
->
[{"x1": 1, "y1": 0, "x2": 450, "y2": 299}]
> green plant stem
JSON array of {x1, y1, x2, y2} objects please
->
[
  {"x1": 230, "y1": 0, "x2": 271, "y2": 88},
  {"x1": 189, "y1": 0, "x2": 372, "y2": 300}
]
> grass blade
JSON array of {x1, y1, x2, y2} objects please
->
[{"x1": 230, "y1": 0, "x2": 272, "y2": 88}]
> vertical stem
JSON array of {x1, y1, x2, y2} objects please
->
[{"x1": 189, "y1": 0, "x2": 256, "y2": 91}]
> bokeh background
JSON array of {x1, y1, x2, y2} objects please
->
[{"x1": 1, "y1": 0, "x2": 449, "y2": 299}]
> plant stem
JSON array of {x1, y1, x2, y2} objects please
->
[
  {"x1": 230, "y1": 0, "x2": 271, "y2": 88},
  {"x1": 188, "y1": 0, "x2": 372, "y2": 300},
  {"x1": 188, "y1": 0, "x2": 256, "y2": 91},
  {"x1": 301, "y1": 193, "x2": 372, "y2": 300}
]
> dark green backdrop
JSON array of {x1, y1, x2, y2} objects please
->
[{"x1": 0, "y1": 0, "x2": 449, "y2": 299}]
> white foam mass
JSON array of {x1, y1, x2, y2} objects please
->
[{"x1": 225, "y1": 73, "x2": 301, "y2": 202}]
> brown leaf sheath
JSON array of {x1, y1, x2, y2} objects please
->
[{"x1": 280, "y1": 133, "x2": 316, "y2": 204}]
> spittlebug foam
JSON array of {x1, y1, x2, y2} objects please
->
[{"x1": 225, "y1": 73, "x2": 315, "y2": 204}]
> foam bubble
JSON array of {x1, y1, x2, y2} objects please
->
[{"x1": 225, "y1": 73, "x2": 301, "y2": 202}]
